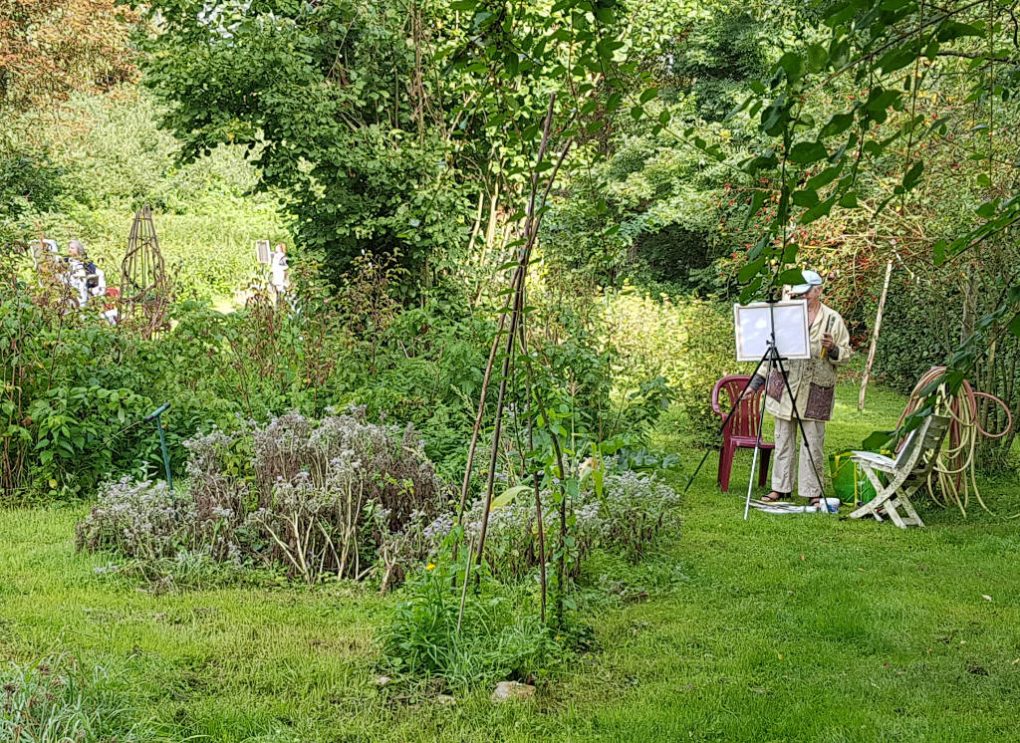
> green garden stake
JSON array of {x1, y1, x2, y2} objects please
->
[{"x1": 145, "y1": 403, "x2": 173, "y2": 490}]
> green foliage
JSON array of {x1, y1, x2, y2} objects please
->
[
  {"x1": 383, "y1": 548, "x2": 562, "y2": 688},
  {"x1": 0, "y1": 656, "x2": 153, "y2": 742},
  {"x1": 76, "y1": 411, "x2": 445, "y2": 587},
  {"x1": 716, "y1": 0, "x2": 1020, "y2": 420},
  {"x1": 0, "y1": 148, "x2": 65, "y2": 221},
  {"x1": 8, "y1": 90, "x2": 291, "y2": 302},
  {"x1": 2, "y1": 253, "x2": 497, "y2": 499},
  {"x1": 657, "y1": 5, "x2": 769, "y2": 121},
  {"x1": 0, "y1": 281, "x2": 161, "y2": 499},
  {"x1": 140, "y1": 0, "x2": 473, "y2": 291},
  {"x1": 605, "y1": 289, "x2": 735, "y2": 444}
]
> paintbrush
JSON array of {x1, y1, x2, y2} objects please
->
[{"x1": 820, "y1": 315, "x2": 835, "y2": 359}]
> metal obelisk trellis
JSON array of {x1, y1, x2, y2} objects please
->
[{"x1": 120, "y1": 206, "x2": 169, "y2": 337}]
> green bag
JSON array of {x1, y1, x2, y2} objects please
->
[{"x1": 828, "y1": 450, "x2": 879, "y2": 506}]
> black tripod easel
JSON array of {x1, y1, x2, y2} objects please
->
[{"x1": 683, "y1": 301, "x2": 827, "y2": 519}]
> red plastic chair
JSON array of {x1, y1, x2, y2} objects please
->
[{"x1": 711, "y1": 375, "x2": 774, "y2": 492}]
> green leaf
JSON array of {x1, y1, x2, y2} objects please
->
[
  {"x1": 788, "y1": 141, "x2": 828, "y2": 165},
  {"x1": 739, "y1": 276, "x2": 763, "y2": 302},
  {"x1": 806, "y1": 163, "x2": 843, "y2": 190},
  {"x1": 778, "y1": 52, "x2": 803, "y2": 83},
  {"x1": 933, "y1": 239, "x2": 948, "y2": 265},
  {"x1": 1009, "y1": 312, "x2": 1020, "y2": 337},
  {"x1": 901, "y1": 160, "x2": 924, "y2": 191},
  {"x1": 738, "y1": 257, "x2": 766, "y2": 283},
  {"x1": 744, "y1": 190, "x2": 766, "y2": 227},
  {"x1": 937, "y1": 21, "x2": 982, "y2": 42},
  {"x1": 491, "y1": 485, "x2": 531, "y2": 511},
  {"x1": 865, "y1": 87, "x2": 902, "y2": 117},
  {"x1": 862, "y1": 430, "x2": 895, "y2": 450},
  {"x1": 792, "y1": 189, "x2": 820, "y2": 208},
  {"x1": 779, "y1": 268, "x2": 807, "y2": 285},
  {"x1": 877, "y1": 45, "x2": 919, "y2": 74},
  {"x1": 806, "y1": 43, "x2": 828, "y2": 71},
  {"x1": 825, "y1": 0, "x2": 859, "y2": 27},
  {"x1": 639, "y1": 87, "x2": 659, "y2": 104},
  {"x1": 799, "y1": 195, "x2": 837, "y2": 224},
  {"x1": 821, "y1": 112, "x2": 855, "y2": 139},
  {"x1": 838, "y1": 191, "x2": 859, "y2": 208},
  {"x1": 976, "y1": 199, "x2": 998, "y2": 219},
  {"x1": 761, "y1": 95, "x2": 789, "y2": 136}
]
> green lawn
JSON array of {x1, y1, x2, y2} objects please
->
[{"x1": 3, "y1": 383, "x2": 1020, "y2": 741}]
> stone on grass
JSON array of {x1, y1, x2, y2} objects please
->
[
  {"x1": 435, "y1": 694, "x2": 457, "y2": 706},
  {"x1": 374, "y1": 675, "x2": 392, "y2": 688},
  {"x1": 491, "y1": 681, "x2": 536, "y2": 703}
]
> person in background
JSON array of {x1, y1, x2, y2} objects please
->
[
  {"x1": 65, "y1": 240, "x2": 89, "y2": 307},
  {"x1": 270, "y1": 243, "x2": 289, "y2": 301},
  {"x1": 67, "y1": 239, "x2": 106, "y2": 306},
  {"x1": 742, "y1": 270, "x2": 853, "y2": 506},
  {"x1": 102, "y1": 286, "x2": 120, "y2": 325}
]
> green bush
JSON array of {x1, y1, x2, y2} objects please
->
[
  {"x1": 604, "y1": 288, "x2": 736, "y2": 445},
  {"x1": 76, "y1": 411, "x2": 446, "y2": 587}
]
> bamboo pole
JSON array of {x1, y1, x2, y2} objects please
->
[{"x1": 858, "y1": 260, "x2": 893, "y2": 410}]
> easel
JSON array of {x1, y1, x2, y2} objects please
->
[
  {"x1": 741, "y1": 304, "x2": 827, "y2": 520},
  {"x1": 684, "y1": 301, "x2": 828, "y2": 519}
]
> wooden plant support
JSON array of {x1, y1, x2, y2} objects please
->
[
  {"x1": 120, "y1": 205, "x2": 169, "y2": 338},
  {"x1": 858, "y1": 260, "x2": 893, "y2": 411}
]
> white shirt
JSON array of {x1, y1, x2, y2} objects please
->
[{"x1": 270, "y1": 250, "x2": 288, "y2": 289}]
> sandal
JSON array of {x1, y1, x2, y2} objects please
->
[{"x1": 761, "y1": 491, "x2": 788, "y2": 503}]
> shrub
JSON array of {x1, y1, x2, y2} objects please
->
[
  {"x1": 596, "y1": 470, "x2": 681, "y2": 561},
  {"x1": 75, "y1": 478, "x2": 194, "y2": 560},
  {"x1": 604, "y1": 289, "x2": 736, "y2": 445},
  {"x1": 449, "y1": 468, "x2": 681, "y2": 584},
  {"x1": 78, "y1": 411, "x2": 447, "y2": 588},
  {"x1": 0, "y1": 280, "x2": 162, "y2": 500}
]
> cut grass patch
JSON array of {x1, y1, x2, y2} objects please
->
[{"x1": 2, "y1": 383, "x2": 1019, "y2": 741}]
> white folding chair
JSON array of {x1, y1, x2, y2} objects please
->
[{"x1": 848, "y1": 415, "x2": 950, "y2": 528}]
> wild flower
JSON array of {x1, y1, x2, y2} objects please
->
[{"x1": 75, "y1": 478, "x2": 194, "y2": 561}]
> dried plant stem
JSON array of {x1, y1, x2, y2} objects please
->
[{"x1": 474, "y1": 93, "x2": 570, "y2": 568}]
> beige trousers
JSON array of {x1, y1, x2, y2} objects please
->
[{"x1": 772, "y1": 417, "x2": 827, "y2": 499}]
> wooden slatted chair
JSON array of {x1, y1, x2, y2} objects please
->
[
  {"x1": 848, "y1": 414, "x2": 950, "y2": 528},
  {"x1": 711, "y1": 375, "x2": 773, "y2": 492}
]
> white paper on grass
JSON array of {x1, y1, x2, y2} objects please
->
[{"x1": 733, "y1": 300, "x2": 810, "y2": 362}]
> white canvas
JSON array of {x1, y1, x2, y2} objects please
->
[{"x1": 733, "y1": 300, "x2": 810, "y2": 361}]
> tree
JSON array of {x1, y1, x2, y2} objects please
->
[
  {"x1": 140, "y1": 0, "x2": 472, "y2": 292},
  {"x1": 0, "y1": 0, "x2": 137, "y2": 116}
]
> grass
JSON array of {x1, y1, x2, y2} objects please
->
[{"x1": 2, "y1": 383, "x2": 1020, "y2": 741}]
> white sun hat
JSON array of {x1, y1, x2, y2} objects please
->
[{"x1": 790, "y1": 269, "x2": 823, "y2": 296}]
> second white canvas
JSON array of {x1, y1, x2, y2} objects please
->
[{"x1": 733, "y1": 301, "x2": 811, "y2": 362}]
